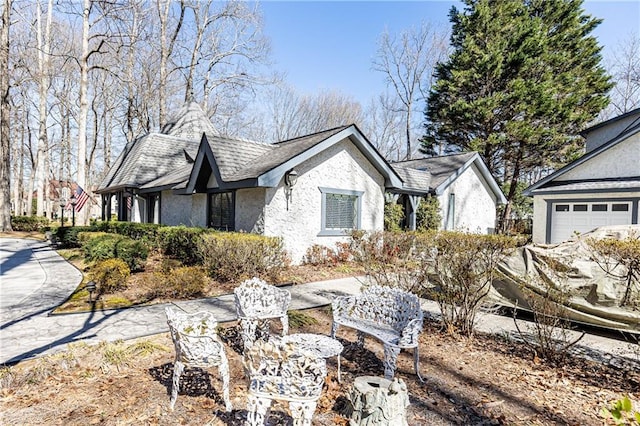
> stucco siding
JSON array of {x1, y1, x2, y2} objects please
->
[
  {"x1": 235, "y1": 187, "x2": 266, "y2": 233},
  {"x1": 161, "y1": 191, "x2": 207, "y2": 227},
  {"x1": 263, "y1": 138, "x2": 385, "y2": 264},
  {"x1": 438, "y1": 163, "x2": 498, "y2": 234},
  {"x1": 558, "y1": 134, "x2": 640, "y2": 181},
  {"x1": 585, "y1": 113, "x2": 640, "y2": 153},
  {"x1": 531, "y1": 192, "x2": 640, "y2": 244}
]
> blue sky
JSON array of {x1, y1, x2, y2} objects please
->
[{"x1": 259, "y1": 0, "x2": 640, "y2": 106}]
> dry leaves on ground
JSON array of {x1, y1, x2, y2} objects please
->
[{"x1": 1, "y1": 308, "x2": 639, "y2": 425}]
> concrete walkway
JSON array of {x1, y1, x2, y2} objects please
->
[{"x1": 1, "y1": 237, "x2": 638, "y2": 368}]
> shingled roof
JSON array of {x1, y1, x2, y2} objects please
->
[
  {"x1": 99, "y1": 103, "x2": 402, "y2": 195},
  {"x1": 392, "y1": 152, "x2": 476, "y2": 191},
  {"x1": 391, "y1": 152, "x2": 506, "y2": 203},
  {"x1": 98, "y1": 102, "x2": 216, "y2": 193},
  {"x1": 225, "y1": 126, "x2": 349, "y2": 182}
]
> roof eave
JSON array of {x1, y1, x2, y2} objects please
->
[
  {"x1": 433, "y1": 153, "x2": 507, "y2": 204},
  {"x1": 524, "y1": 127, "x2": 639, "y2": 196},
  {"x1": 256, "y1": 125, "x2": 404, "y2": 188}
]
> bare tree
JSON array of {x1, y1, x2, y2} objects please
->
[
  {"x1": 373, "y1": 21, "x2": 448, "y2": 160},
  {"x1": 607, "y1": 33, "x2": 640, "y2": 116},
  {"x1": 0, "y1": 0, "x2": 11, "y2": 230},
  {"x1": 259, "y1": 85, "x2": 363, "y2": 142},
  {"x1": 157, "y1": 0, "x2": 185, "y2": 128},
  {"x1": 362, "y1": 93, "x2": 405, "y2": 161},
  {"x1": 34, "y1": 0, "x2": 53, "y2": 217}
]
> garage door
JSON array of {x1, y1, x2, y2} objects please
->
[{"x1": 550, "y1": 201, "x2": 632, "y2": 243}]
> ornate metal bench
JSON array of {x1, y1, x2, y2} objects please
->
[
  {"x1": 243, "y1": 339, "x2": 328, "y2": 426},
  {"x1": 331, "y1": 285, "x2": 424, "y2": 381},
  {"x1": 165, "y1": 307, "x2": 232, "y2": 411},
  {"x1": 234, "y1": 277, "x2": 291, "y2": 350}
]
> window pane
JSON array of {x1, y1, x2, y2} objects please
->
[
  {"x1": 555, "y1": 204, "x2": 570, "y2": 212},
  {"x1": 612, "y1": 204, "x2": 629, "y2": 212},
  {"x1": 210, "y1": 192, "x2": 233, "y2": 230},
  {"x1": 573, "y1": 204, "x2": 588, "y2": 212},
  {"x1": 592, "y1": 204, "x2": 608, "y2": 212},
  {"x1": 326, "y1": 193, "x2": 356, "y2": 229}
]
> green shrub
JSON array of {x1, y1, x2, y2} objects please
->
[
  {"x1": 198, "y1": 232, "x2": 285, "y2": 283},
  {"x1": 83, "y1": 234, "x2": 123, "y2": 263},
  {"x1": 82, "y1": 233, "x2": 149, "y2": 271},
  {"x1": 384, "y1": 202, "x2": 404, "y2": 232},
  {"x1": 77, "y1": 231, "x2": 111, "y2": 246},
  {"x1": 52, "y1": 226, "x2": 92, "y2": 248},
  {"x1": 416, "y1": 196, "x2": 441, "y2": 231},
  {"x1": 92, "y1": 221, "x2": 161, "y2": 248},
  {"x1": 156, "y1": 226, "x2": 205, "y2": 265},
  {"x1": 90, "y1": 259, "x2": 130, "y2": 293},
  {"x1": 115, "y1": 238, "x2": 149, "y2": 271},
  {"x1": 10, "y1": 215, "x2": 50, "y2": 232}
]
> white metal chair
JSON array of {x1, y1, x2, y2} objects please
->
[
  {"x1": 165, "y1": 307, "x2": 232, "y2": 411},
  {"x1": 234, "y1": 277, "x2": 291, "y2": 350},
  {"x1": 243, "y1": 339, "x2": 328, "y2": 426}
]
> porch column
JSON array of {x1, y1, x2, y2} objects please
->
[
  {"x1": 408, "y1": 195, "x2": 421, "y2": 231},
  {"x1": 106, "y1": 194, "x2": 112, "y2": 221}
]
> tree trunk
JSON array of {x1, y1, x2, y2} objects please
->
[
  {"x1": 76, "y1": 0, "x2": 90, "y2": 225},
  {"x1": 35, "y1": 0, "x2": 52, "y2": 218},
  {"x1": 0, "y1": 0, "x2": 11, "y2": 230}
]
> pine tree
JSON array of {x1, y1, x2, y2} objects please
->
[{"x1": 422, "y1": 0, "x2": 612, "y2": 228}]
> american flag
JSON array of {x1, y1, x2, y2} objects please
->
[{"x1": 66, "y1": 184, "x2": 89, "y2": 212}]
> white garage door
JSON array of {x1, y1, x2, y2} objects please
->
[{"x1": 550, "y1": 201, "x2": 632, "y2": 243}]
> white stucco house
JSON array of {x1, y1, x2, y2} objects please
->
[
  {"x1": 524, "y1": 108, "x2": 640, "y2": 244},
  {"x1": 97, "y1": 102, "x2": 404, "y2": 263},
  {"x1": 390, "y1": 153, "x2": 507, "y2": 234},
  {"x1": 97, "y1": 102, "x2": 506, "y2": 262}
]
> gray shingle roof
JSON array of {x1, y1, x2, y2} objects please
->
[
  {"x1": 225, "y1": 126, "x2": 349, "y2": 182},
  {"x1": 161, "y1": 101, "x2": 217, "y2": 140},
  {"x1": 140, "y1": 164, "x2": 193, "y2": 190},
  {"x1": 100, "y1": 102, "x2": 395, "y2": 194},
  {"x1": 391, "y1": 166, "x2": 431, "y2": 191},
  {"x1": 206, "y1": 134, "x2": 276, "y2": 181},
  {"x1": 98, "y1": 102, "x2": 212, "y2": 192},
  {"x1": 528, "y1": 178, "x2": 640, "y2": 194},
  {"x1": 524, "y1": 119, "x2": 640, "y2": 196},
  {"x1": 393, "y1": 152, "x2": 476, "y2": 189},
  {"x1": 98, "y1": 134, "x2": 199, "y2": 191}
]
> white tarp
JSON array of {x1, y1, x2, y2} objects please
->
[{"x1": 491, "y1": 225, "x2": 640, "y2": 334}]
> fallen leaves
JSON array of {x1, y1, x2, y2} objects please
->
[{"x1": 1, "y1": 309, "x2": 638, "y2": 425}]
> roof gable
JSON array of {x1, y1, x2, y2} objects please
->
[
  {"x1": 524, "y1": 119, "x2": 640, "y2": 196},
  {"x1": 254, "y1": 125, "x2": 403, "y2": 188},
  {"x1": 583, "y1": 108, "x2": 640, "y2": 153},
  {"x1": 98, "y1": 133, "x2": 199, "y2": 192},
  {"x1": 392, "y1": 152, "x2": 506, "y2": 203},
  {"x1": 98, "y1": 101, "x2": 211, "y2": 193},
  {"x1": 183, "y1": 124, "x2": 403, "y2": 190},
  {"x1": 161, "y1": 101, "x2": 217, "y2": 140}
]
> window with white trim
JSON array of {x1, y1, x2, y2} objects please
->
[{"x1": 319, "y1": 187, "x2": 363, "y2": 235}]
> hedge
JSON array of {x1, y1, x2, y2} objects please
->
[{"x1": 11, "y1": 216, "x2": 50, "y2": 232}]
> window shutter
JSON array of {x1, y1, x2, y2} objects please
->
[{"x1": 326, "y1": 193, "x2": 356, "y2": 229}]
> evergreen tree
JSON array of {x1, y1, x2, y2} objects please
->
[{"x1": 422, "y1": 0, "x2": 612, "y2": 228}]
